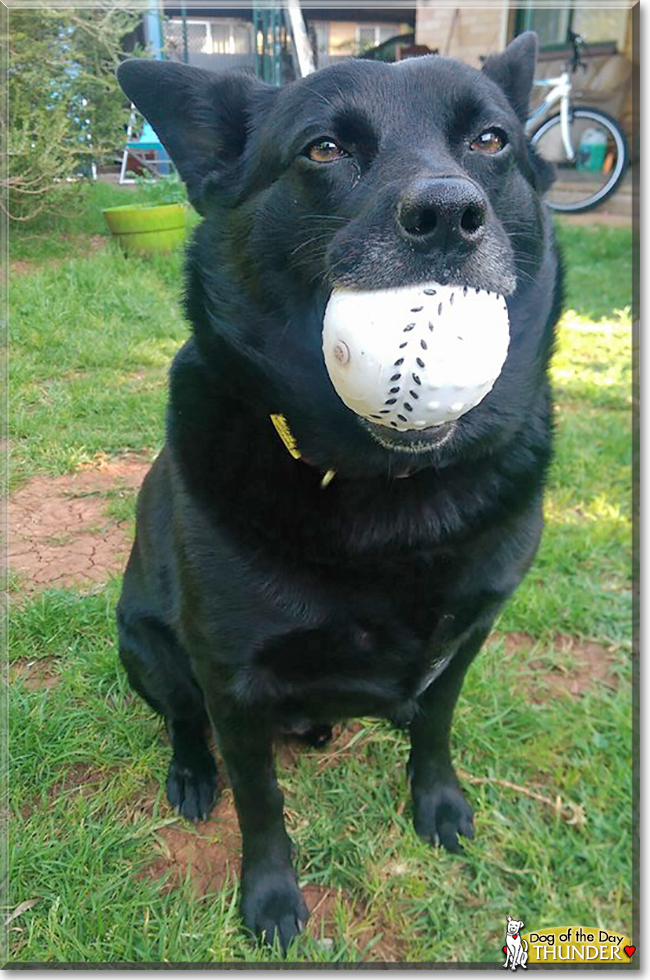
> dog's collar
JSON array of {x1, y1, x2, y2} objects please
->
[{"x1": 270, "y1": 414, "x2": 336, "y2": 489}]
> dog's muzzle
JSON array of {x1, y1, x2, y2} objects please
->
[{"x1": 322, "y1": 282, "x2": 510, "y2": 431}]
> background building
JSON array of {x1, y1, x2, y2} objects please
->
[
  {"x1": 132, "y1": 3, "x2": 636, "y2": 160},
  {"x1": 160, "y1": 6, "x2": 415, "y2": 73},
  {"x1": 416, "y1": 2, "x2": 635, "y2": 152}
]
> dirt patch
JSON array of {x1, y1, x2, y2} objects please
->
[
  {"x1": 142, "y1": 791, "x2": 404, "y2": 960},
  {"x1": 540, "y1": 633, "x2": 622, "y2": 698},
  {"x1": 10, "y1": 657, "x2": 60, "y2": 691},
  {"x1": 9, "y1": 235, "x2": 108, "y2": 276},
  {"x1": 274, "y1": 720, "x2": 368, "y2": 771},
  {"x1": 138, "y1": 724, "x2": 405, "y2": 961},
  {"x1": 302, "y1": 884, "x2": 406, "y2": 961},
  {"x1": 8, "y1": 454, "x2": 150, "y2": 589},
  {"x1": 49, "y1": 762, "x2": 115, "y2": 801},
  {"x1": 137, "y1": 722, "x2": 370, "y2": 889},
  {"x1": 9, "y1": 260, "x2": 37, "y2": 276},
  {"x1": 493, "y1": 631, "x2": 621, "y2": 702},
  {"x1": 142, "y1": 792, "x2": 242, "y2": 897}
]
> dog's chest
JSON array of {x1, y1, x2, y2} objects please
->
[
  {"x1": 256, "y1": 624, "x2": 453, "y2": 723},
  {"x1": 251, "y1": 560, "x2": 460, "y2": 718}
]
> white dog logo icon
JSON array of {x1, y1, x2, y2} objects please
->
[{"x1": 503, "y1": 916, "x2": 528, "y2": 970}]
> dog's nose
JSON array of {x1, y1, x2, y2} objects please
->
[{"x1": 397, "y1": 178, "x2": 488, "y2": 249}]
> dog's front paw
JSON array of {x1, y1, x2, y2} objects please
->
[
  {"x1": 166, "y1": 756, "x2": 218, "y2": 822},
  {"x1": 412, "y1": 781, "x2": 473, "y2": 853},
  {"x1": 241, "y1": 868, "x2": 309, "y2": 953}
]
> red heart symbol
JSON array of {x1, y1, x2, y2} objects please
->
[
  {"x1": 503, "y1": 946, "x2": 507, "y2": 954},
  {"x1": 624, "y1": 946, "x2": 635, "y2": 958}
]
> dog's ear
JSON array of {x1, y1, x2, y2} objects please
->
[
  {"x1": 482, "y1": 32, "x2": 538, "y2": 124},
  {"x1": 117, "y1": 60, "x2": 277, "y2": 210}
]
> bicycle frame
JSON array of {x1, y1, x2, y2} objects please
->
[{"x1": 526, "y1": 71, "x2": 576, "y2": 162}]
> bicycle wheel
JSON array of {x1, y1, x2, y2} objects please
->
[{"x1": 530, "y1": 107, "x2": 629, "y2": 214}]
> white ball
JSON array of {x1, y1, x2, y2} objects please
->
[{"x1": 322, "y1": 281, "x2": 510, "y2": 431}]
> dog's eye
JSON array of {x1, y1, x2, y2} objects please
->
[
  {"x1": 470, "y1": 129, "x2": 508, "y2": 154},
  {"x1": 305, "y1": 139, "x2": 348, "y2": 163}
]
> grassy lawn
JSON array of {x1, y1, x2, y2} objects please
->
[{"x1": 7, "y1": 184, "x2": 634, "y2": 964}]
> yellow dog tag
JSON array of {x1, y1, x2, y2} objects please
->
[
  {"x1": 270, "y1": 414, "x2": 336, "y2": 489},
  {"x1": 270, "y1": 413, "x2": 302, "y2": 460}
]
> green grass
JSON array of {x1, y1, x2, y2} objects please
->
[
  {"x1": 6, "y1": 186, "x2": 635, "y2": 964},
  {"x1": 9, "y1": 247, "x2": 187, "y2": 488},
  {"x1": 554, "y1": 221, "x2": 635, "y2": 323}
]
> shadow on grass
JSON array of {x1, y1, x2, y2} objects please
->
[{"x1": 554, "y1": 221, "x2": 633, "y2": 323}]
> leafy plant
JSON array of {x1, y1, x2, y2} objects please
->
[
  {"x1": 129, "y1": 173, "x2": 188, "y2": 206},
  {"x1": 3, "y1": 3, "x2": 141, "y2": 221}
]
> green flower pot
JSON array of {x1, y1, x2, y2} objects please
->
[{"x1": 102, "y1": 203, "x2": 188, "y2": 255}]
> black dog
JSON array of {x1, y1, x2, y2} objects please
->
[{"x1": 116, "y1": 33, "x2": 561, "y2": 950}]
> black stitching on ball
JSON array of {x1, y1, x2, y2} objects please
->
[
  {"x1": 420, "y1": 339, "x2": 428, "y2": 350},
  {"x1": 390, "y1": 373, "x2": 401, "y2": 382},
  {"x1": 438, "y1": 302, "x2": 442, "y2": 316},
  {"x1": 404, "y1": 403, "x2": 413, "y2": 412},
  {"x1": 409, "y1": 390, "x2": 419, "y2": 399},
  {"x1": 416, "y1": 357, "x2": 425, "y2": 368},
  {"x1": 390, "y1": 421, "x2": 398, "y2": 427},
  {"x1": 463, "y1": 286, "x2": 468, "y2": 296},
  {"x1": 450, "y1": 293, "x2": 454, "y2": 305},
  {"x1": 389, "y1": 386, "x2": 400, "y2": 394},
  {"x1": 385, "y1": 398, "x2": 397, "y2": 405},
  {"x1": 394, "y1": 357, "x2": 404, "y2": 366},
  {"x1": 397, "y1": 414, "x2": 407, "y2": 422},
  {"x1": 423, "y1": 288, "x2": 437, "y2": 296},
  {"x1": 404, "y1": 323, "x2": 415, "y2": 332},
  {"x1": 399, "y1": 342, "x2": 408, "y2": 349},
  {"x1": 412, "y1": 373, "x2": 421, "y2": 385},
  {"x1": 428, "y1": 321, "x2": 435, "y2": 332},
  {"x1": 410, "y1": 306, "x2": 423, "y2": 312}
]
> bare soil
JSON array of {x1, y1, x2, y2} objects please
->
[
  {"x1": 136, "y1": 722, "x2": 406, "y2": 960},
  {"x1": 9, "y1": 657, "x2": 60, "y2": 691},
  {"x1": 9, "y1": 236, "x2": 108, "y2": 277},
  {"x1": 49, "y1": 761, "x2": 114, "y2": 800},
  {"x1": 141, "y1": 788, "x2": 404, "y2": 960},
  {"x1": 494, "y1": 630, "x2": 621, "y2": 701},
  {"x1": 10, "y1": 457, "x2": 620, "y2": 960},
  {"x1": 8, "y1": 454, "x2": 149, "y2": 590}
]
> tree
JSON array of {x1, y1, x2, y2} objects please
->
[{"x1": 3, "y1": 3, "x2": 141, "y2": 221}]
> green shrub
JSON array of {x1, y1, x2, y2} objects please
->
[{"x1": 4, "y1": 4, "x2": 141, "y2": 222}]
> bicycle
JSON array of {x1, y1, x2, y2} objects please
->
[{"x1": 526, "y1": 29, "x2": 629, "y2": 214}]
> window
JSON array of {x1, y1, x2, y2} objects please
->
[
  {"x1": 210, "y1": 21, "x2": 252, "y2": 55},
  {"x1": 572, "y1": 8, "x2": 627, "y2": 49},
  {"x1": 165, "y1": 18, "x2": 210, "y2": 56},
  {"x1": 164, "y1": 18, "x2": 252, "y2": 58},
  {"x1": 516, "y1": 4, "x2": 627, "y2": 50},
  {"x1": 357, "y1": 25, "x2": 379, "y2": 51},
  {"x1": 316, "y1": 20, "x2": 408, "y2": 57}
]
